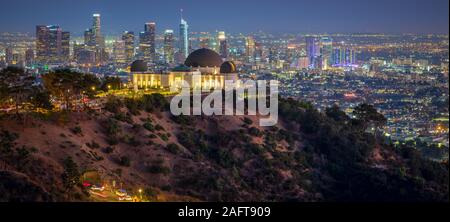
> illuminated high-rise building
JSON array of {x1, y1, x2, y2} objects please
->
[
  {"x1": 91, "y1": 14, "x2": 104, "y2": 48},
  {"x1": 5, "y1": 47, "x2": 13, "y2": 65},
  {"x1": 36, "y1": 25, "x2": 48, "y2": 63},
  {"x1": 345, "y1": 48, "x2": 356, "y2": 65},
  {"x1": 179, "y1": 10, "x2": 189, "y2": 62},
  {"x1": 47, "y1": 25, "x2": 62, "y2": 63},
  {"x1": 92, "y1": 14, "x2": 101, "y2": 36},
  {"x1": 113, "y1": 40, "x2": 127, "y2": 68},
  {"x1": 218, "y1": 31, "x2": 228, "y2": 59},
  {"x1": 332, "y1": 48, "x2": 342, "y2": 65},
  {"x1": 306, "y1": 36, "x2": 319, "y2": 69},
  {"x1": 320, "y1": 36, "x2": 333, "y2": 69},
  {"x1": 164, "y1": 29, "x2": 175, "y2": 64},
  {"x1": 73, "y1": 42, "x2": 84, "y2": 63},
  {"x1": 84, "y1": 29, "x2": 95, "y2": 47},
  {"x1": 332, "y1": 47, "x2": 356, "y2": 66},
  {"x1": 254, "y1": 42, "x2": 263, "y2": 64},
  {"x1": 84, "y1": 14, "x2": 106, "y2": 64},
  {"x1": 35, "y1": 25, "x2": 70, "y2": 64},
  {"x1": 246, "y1": 36, "x2": 255, "y2": 63},
  {"x1": 25, "y1": 48, "x2": 34, "y2": 66},
  {"x1": 122, "y1": 31, "x2": 135, "y2": 65},
  {"x1": 139, "y1": 22, "x2": 156, "y2": 64},
  {"x1": 61, "y1": 31, "x2": 70, "y2": 61}
]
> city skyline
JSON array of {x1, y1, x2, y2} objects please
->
[{"x1": 0, "y1": 0, "x2": 448, "y2": 35}]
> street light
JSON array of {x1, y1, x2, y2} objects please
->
[{"x1": 138, "y1": 188, "x2": 143, "y2": 201}]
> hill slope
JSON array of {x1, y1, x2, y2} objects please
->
[{"x1": 0, "y1": 97, "x2": 448, "y2": 202}]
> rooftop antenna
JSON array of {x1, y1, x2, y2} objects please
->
[{"x1": 180, "y1": 8, "x2": 184, "y2": 21}]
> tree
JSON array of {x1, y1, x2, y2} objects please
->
[
  {"x1": 30, "y1": 89, "x2": 53, "y2": 110},
  {"x1": 352, "y1": 103, "x2": 387, "y2": 131},
  {"x1": 61, "y1": 157, "x2": 80, "y2": 191},
  {"x1": 100, "y1": 76, "x2": 122, "y2": 92},
  {"x1": 42, "y1": 69, "x2": 100, "y2": 110},
  {"x1": 104, "y1": 95, "x2": 124, "y2": 113},
  {"x1": 326, "y1": 104, "x2": 350, "y2": 123},
  {"x1": 0, "y1": 67, "x2": 35, "y2": 117}
]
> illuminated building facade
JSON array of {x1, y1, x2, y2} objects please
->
[
  {"x1": 122, "y1": 31, "x2": 135, "y2": 65},
  {"x1": 218, "y1": 31, "x2": 228, "y2": 59},
  {"x1": 131, "y1": 48, "x2": 238, "y2": 90},
  {"x1": 113, "y1": 40, "x2": 127, "y2": 68},
  {"x1": 306, "y1": 36, "x2": 319, "y2": 69},
  {"x1": 320, "y1": 36, "x2": 333, "y2": 69},
  {"x1": 179, "y1": 16, "x2": 189, "y2": 62},
  {"x1": 139, "y1": 22, "x2": 156, "y2": 64},
  {"x1": 164, "y1": 29, "x2": 175, "y2": 64},
  {"x1": 246, "y1": 36, "x2": 255, "y2": 63},
  {"x1": 35, "y1": 25, "x2": 70, "y2": 64}
]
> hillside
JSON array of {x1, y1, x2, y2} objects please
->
[{"x1": 0, "y1": 95, "x2": 448, "y2": 202}]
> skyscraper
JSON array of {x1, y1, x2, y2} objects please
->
[
  {"x1": 35, "y1": 25, "x2": 70, "y2": 64},
  {"x1": 61, "y1": 31, "x2": 70, "y2": 61},
  {"x1": 332, "y1": 48, "x2": 341, "y2": 66},
  {"x1": 84, "y1": 29, "x2": 95, "y2": 47},
  {"x1": 84, "y1": 14, "x2": 106, "y2": 64},
  {"x1": 246, "y1": 36, "x2": 255, "y2": 63},
  {"x1": 92, "y1": 14, "x2": 104, "y2": 48},
  {"x1": 122, "y1": 31, "x2": 135, "y2": 65},
  {"x1": 164, "y1": 29, "x2": 175, "y2": 64},
  {"x1": 113, "y1": 40, "x2": 127, "y2": 68},
  {"x1": 345, "y1": 48, "x2": 356, "y2": 65},
  {"x1": 25, "y1": 48, "x2": 34, "y2": 66},
  {"x1": 139, "y1": 22, "x2": 156, "y2": 64},
  {"x1": 179, "y1": 10, "x2": 189, "y2": 62},
  {"x1": 218, "y1": 31, "x2": 228, "y2": 59},
  {"x1": 5, "y1": 47, "x2": 13, "y2": 65},
  {"x1": 306, "y1": 36, "x2": 319, "y2": 69},
  {"x1": 36, "y1": 25, "x2": 48, "y2": 63},
  {"x1": 320, "y1": 37, "x2": 333, "y2": 70}
]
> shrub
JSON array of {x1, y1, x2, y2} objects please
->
[
  {"x1": 159, "y1": 133, "x2": 169, "y2": 142},
  {"x1": 143, "y1": 122, "x2": 155, "y2": 132},
  {"x1": 124, "y1": 98, "x2": 141, "y2": 115},
  {"x1": 141, "y1": 94, "x2": 169, "y2": 112},
  {"x1": 147, "y1": 159, "x2": 171, "y2": 175},
  {"x1": 70, "y1": 126, "x2": 82, "y2": 135},
  {"x1": 166, "y1": 143, "x2": 181, "y2": 154},
  {"x1": 248, "y1": 127, "x2": 262, "y2": 137},
  {"x1": 114, "y1": 112, "x2": 133, "y2": 124},
  {"x1": 155, "y1": 124, "x2": 164, "y2": 131},
  {"x1": 104, "y1": 96, "x2": 124, "y2": 113},
  {"x1": 126, "y1": 136, "x2": 141, "y2": 147},
  {"x1": 171, "y1": 115, "x2": 194, "y2": 125}
]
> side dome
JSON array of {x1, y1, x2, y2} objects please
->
[
  {"x1": 130, "y1": 60, "x2": 148, "y2": 72},
  {"x1": 220, "y1": 61, "x2": 236, "y2": 73},
  {"x1": 184, "y1": 48, "x2": 223, "y2": 67}
]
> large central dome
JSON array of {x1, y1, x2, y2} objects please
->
[{"x1": 184, "y1": 48, "x2": 223, "y2": 67}]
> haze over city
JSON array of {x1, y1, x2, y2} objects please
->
[{"x1": 0, "y1": 0, "x2": 448, "y2": 34}]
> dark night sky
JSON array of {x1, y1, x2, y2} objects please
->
[{"x1": 0, "y1": 0, "x2": 448, "y2": 35}]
